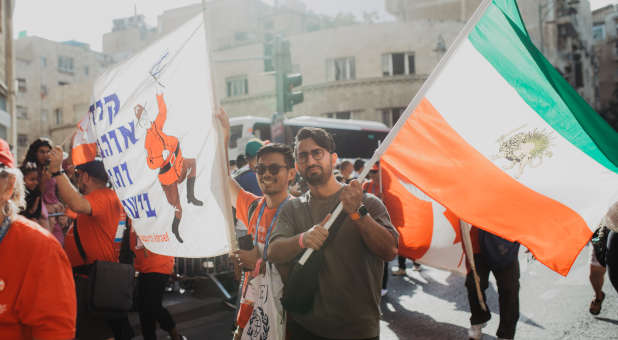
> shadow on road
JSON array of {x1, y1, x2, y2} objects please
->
[{"x1": 595, "y1": 316, "x2": 618, "y2": 326}]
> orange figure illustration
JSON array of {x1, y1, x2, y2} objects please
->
[{"x1": 134, "y1": 93, "x2": 202, "y2": 243}]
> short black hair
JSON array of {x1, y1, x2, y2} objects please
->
[
  {"x1": 341, "y1": 160, "x2": 352, "y2": 170},
  {"x1": 236, "y1": 154, "x2": 247, "y2": 168},
  {"x1": 353, "y1": 159, "x2": 365, "y2": 172},
  {"x1": 257, "y1": 143, "x2": 294, "y2": 169},
  {"x1": 229, "y1": 160, "x2": 237, "y2": 167},
  {"x1": 294, "y1": 127, "x2": 335, "y2": 155}
]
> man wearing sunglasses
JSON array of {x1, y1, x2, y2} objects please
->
[{"x1": 268, "y1": 127, "x2": 399, "y2": 340}]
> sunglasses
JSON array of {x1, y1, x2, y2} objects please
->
[
  {"x1": 255, "y1": 163, "x2": 289, "y2": 176},
  {"x1": 297, "y1": 148, "x2": 325, "y2": 164}
]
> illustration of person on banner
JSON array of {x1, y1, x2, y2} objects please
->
[{"x1": 134, "y1": 91, "x2": 203, "y2": 243}]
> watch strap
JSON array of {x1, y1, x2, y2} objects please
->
[{"x1": 51, "y1": 170, "x2": 65, "y2": 177}]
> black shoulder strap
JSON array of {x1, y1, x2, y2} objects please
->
[
  {"x1": 73, "y1": 219, "x2": 88, "y2": 262},
  {"x1": 247, "y1": 198, "x2": 260, "y2": 223}
]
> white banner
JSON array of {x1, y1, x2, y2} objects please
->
[{"x1": 77, "y1": 15, "x2": 232, "y2": 257}]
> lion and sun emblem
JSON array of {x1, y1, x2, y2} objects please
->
[{"x1": 491, "y1": 125, "x2": 554, "y2": 179}]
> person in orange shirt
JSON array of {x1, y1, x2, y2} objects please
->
[
  {"x1": 131, "y1": 230, "x2": 185, "y2": 340},
  {"x1": 49, "y1": 147, "x2": 133, "y2": 340},
  {"x1": 0, "y1": 138, "x2": 76, "y2": 340},
  {"x1": 134, "y1": 93, "x2": 202, "y2": 243}
]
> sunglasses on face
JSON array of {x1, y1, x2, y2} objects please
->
[
  {"x1": 255, "y1": 163, "x2": 288, "y2": 176},
  {"x1": 297, "y1": 148, "x2": 325, "y2": 164}
]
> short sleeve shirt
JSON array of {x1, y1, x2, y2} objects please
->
[
  {"x1": 0, "y1": 217, "x2": 76, "y2": 339},
  {"x1": 234, "y1": 167, "x2": 263, "y2": 197},
  {"x1": 64, "y1": 188, "x2": 125, "y2": 267},
  {"x1": 131, "y1": 230, "x2": 174, "y2": 275},
  {"x1": 270, "y1": 188, "x2": 398, "y2": 339},
  {"x1": 236, "y1": 189, "x2": 285, "y2": 256}
]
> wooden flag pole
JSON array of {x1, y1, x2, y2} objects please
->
[{"x1": 460, "y1": 221, "x2": 487, "y2": 312}]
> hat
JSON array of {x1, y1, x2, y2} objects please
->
[
  {"x1": 75, "y1": 159, "x2": 108, "y2": 182},
  {"x1": 245, "y1": 138, "x2": 265, "y2": 158},
  {"x1": 0, "y1": 139, "x2": 15, "y2": 168}
]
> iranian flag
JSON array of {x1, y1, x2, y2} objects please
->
[{"x1": 379, "y1": 0, "x2": 618, "y2": 276}]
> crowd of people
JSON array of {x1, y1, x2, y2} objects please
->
[{"x1": 1, "y1": 111, "x2": 617, "y2": 340}]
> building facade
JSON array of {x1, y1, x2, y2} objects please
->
[
  {"x1": 0, "y1": 0, "x2": 15, "y2": 144},
  {"x1": 14, "y1": 36, "x2": 111, "y2": 157},
  {"x1": 592, "y1": 4, "x2": 618, "y2": 128}
]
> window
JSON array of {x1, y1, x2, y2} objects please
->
[
  {"x1": 58, "y1": 81, "x2": 69, "y2": 86},
  {"x1": 84, "y1": 66, "x2": 89, "y2": 75},
  {"x1": 381, "y1": 107, "x2": 405, "y2": 127},
  {"x1": 58, "y1": 55, "x2": 74, "y2": 73},
  {"x1": 235, "y1": 31, "x2": 249, "y2": 42},
  {"x1": 229, "y1": 125, "x2": 242, "y2": 148},
  {"x1": 226, "y1": 76, "x2": 248, "y2": 97},
  {"x1": 41, "y1": 109, "x2": 48, "y2": 123},
  {"x1": 18, "y1": 134, "x2": 28, "y2": 147},
  {"x1": 574, "y1": 54, "x2": 583, "y2": 88},
  {"x1": 0, "y1": 94, "x2": 6, "y2": 111},
  {"x1": 41, "y1": 56, "x2": 47, "y2": 67},
  {"x1": 592, "y1": 23, "x2": 605, "y2": 41},
  {"x1": 40, "y1": 84, "x2": 48, "y2": 98},
  {"x1": 326, "y1": 57, "x2": 356, "y2": 81},
  {"x1": 325, "y1": 111, "x2": 351, "y2": 119},
  {"x1": 382, "y1": 52, "x2": 415, "y2": 76},
  {"x1": 17, "y1": 78, "x2": 26, "y2": 93},
  {"x1": 0, "y1": 126, "x2": 6, "y2": 140},
  {"x1": 55, "y1": 108, "x2": 63, "y2": 125},
  {"x1": 16, "y1": 106, "x2": 27, "y2": 120}
]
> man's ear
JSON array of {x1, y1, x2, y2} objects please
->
[{"x1": 331, "y1": 153, "x2": 338, "y2": 167}]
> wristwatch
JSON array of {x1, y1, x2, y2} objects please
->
[
  {"x1": 349, "y1": 204, "x2": 369, "y2": 221},
  {"x1": 51, "y1": 170, "x2": 65, "y2": 178}
]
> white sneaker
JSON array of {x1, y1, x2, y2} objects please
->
[
  {"x1": 381, "y1": 289, "x2": 388, "y2": 296},
  {"x1": 468, "y1": 323, "x2": 485, "y2": 340}
]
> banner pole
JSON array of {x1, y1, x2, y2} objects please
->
[{"x1": 201, "y1": 0, "x2": 238, "y2": 253}]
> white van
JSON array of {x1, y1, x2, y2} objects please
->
[{"x1": 228, "y1": 115, "x2": 390, "y2": 161}]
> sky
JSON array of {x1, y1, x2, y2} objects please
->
[{"x1": 14, "y1": 0, "x2": 617, "y2": 53}]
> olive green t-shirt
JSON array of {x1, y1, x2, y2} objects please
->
[{"x1": 270, "y1": 188, "x2": 398, "y2": 339}]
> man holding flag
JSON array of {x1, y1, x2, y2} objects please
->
[{"x1": 268, "y1": 127, "x2": 398, "y2": 340}]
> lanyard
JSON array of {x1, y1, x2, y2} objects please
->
[
  {"x1": 254, "y1": 196, "x2": 289, "y2": 260},
  {"x1": 0, "y1": 217, "x2": 11, "y2": 246}
]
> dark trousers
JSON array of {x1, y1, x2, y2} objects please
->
[
  {"x1": 465, "y1": 254, "x2": 519, "y2": 339},
  {"x1": 607, "y1": 231, "x2": 618, "y2": 294},
  {"x1": 287, "y1": 319, "x2": 379, "y2": 340},
  {"x1": 398, "y1": 256, "x2": 406, "y2": 270},
  {"x1": 137, "y1": 273, "x2": 176, "y2": 340}
]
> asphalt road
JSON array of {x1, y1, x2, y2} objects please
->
[{"x1": 136, "y1": 244, "x2": 618, "y2": 339}]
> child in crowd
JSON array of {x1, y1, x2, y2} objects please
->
[{"x1": 19, "y1": 162, "x2": 49, "y2": 231}]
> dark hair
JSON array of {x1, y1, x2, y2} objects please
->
[
  {"x1": 229, "y1": 160, "x2": 237, "y2": 167},
  {"x1": 257, "y1": 143, "x2": 294, "y2": 169},
  {"x1": 341, "y1": 160, "x2": 352, "y2": 170},
  {"x1": 294, "y1": 127, "x2": 335, "y2": 155},
  {"x1": 353, "y1": 159, "x2": 365, "y2": 172},
  {"x1": 19, "y1": 162, "x2": 38, "y2": 176},
  {"x1": 22, "y1": 138, "x2": 52, "y2": 167},
  {"x1": 236, "y1": 154, "x2": 247, "y2": 168}
]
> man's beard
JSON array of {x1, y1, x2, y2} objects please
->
[{"x1": 303, "y1": 164, "x2": 330, "y2": 186}]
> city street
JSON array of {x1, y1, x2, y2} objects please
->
[{"x1": 154, "y1": 245, "x2": 618, "y2": 339}]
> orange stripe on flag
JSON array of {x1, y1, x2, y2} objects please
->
[
  {"x1": 381, "y1": 98, "x2": 591, "y2": 276},
  {"x1": 72, "y1": 143, "x2": 97, "y2": 166}
]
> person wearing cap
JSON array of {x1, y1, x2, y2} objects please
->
[
  {"x1": 234, "y1": 138, "x2": 265, "y2": 196},
  {"x1": 134, "y1": 93, "x2": 203, "y2": 243},
  {"x1": 0, "y1": 139, "x2": 77, "y2": 340},
  {"x1": 48, "y1": 146, "x2": 134, "y2": 340}
]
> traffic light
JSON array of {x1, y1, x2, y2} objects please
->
[{"x1": 283, "y1": 73, "x2": 303, "y2": 112}]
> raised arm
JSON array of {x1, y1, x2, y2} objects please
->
[
  {"x1": 49, "y1": 146, "x2": 92, "y2": 215},
  {"x1": 216, "y1": 107, "x2": 240, "y2": 207}
]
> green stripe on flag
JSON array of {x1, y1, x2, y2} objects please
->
[{"x1": 468, "y1": 0, "x2": 618, "y2": 172}]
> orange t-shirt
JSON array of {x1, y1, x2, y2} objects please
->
[
  {"x1": 362, "y1": 180, "x2": 381, "y2": 196},
  {"x1": 64, "y1": 188, "x2": 125, "y2": 267},
  {"x1": 0, "y1": 216, "x2": 76, "y2": 339},
  {"x1": 236, "y1": 190, "x2": 285, "y2": 246},
  {"x1": 131, "y1": 230, "x2": 174, "y2": 275}
]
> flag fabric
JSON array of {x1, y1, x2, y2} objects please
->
[
  {"x1": 72, "y1": 15, "x2": 233, "y2": 257},
  {"x1": 380, "y1": 164, "x2": 466, "y2": 274},
  {"x1": 379, "y1": 0, "x2": 618, "y2": 276}
]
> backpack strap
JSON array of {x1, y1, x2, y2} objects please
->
[{"x1": 247, "y1": 198, "x2": 260, "y2": 224}]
